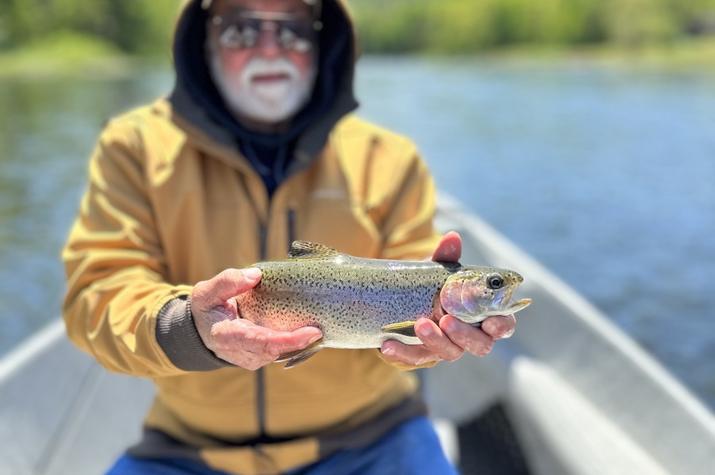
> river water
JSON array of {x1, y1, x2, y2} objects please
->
[{"x1": 1, "y1": 57, "x2": 713, "y2": 408}]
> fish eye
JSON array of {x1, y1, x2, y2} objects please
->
[{"x1": 487, "y1": 274, "x2": 505, "y2": 290}]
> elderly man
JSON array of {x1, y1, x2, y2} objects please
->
[{"x1": 62, "y1": 0, "x2": 517, "y2": 473}]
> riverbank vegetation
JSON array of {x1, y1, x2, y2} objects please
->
[
  {"x1": 0, "y1": 31, "x2": 136, "y2": 76},
  {"x1": 351, "y1": 0, "x2": 715, "y2": 53},
  {"x1": 1, "y1": 0, "x2": 714, "y2": 71},
  {"x1": 0, "y1": 0, "x2": 179, "y2": 55},
  {"x1": 0, "y1": 0, "x2": 178, "y2": 75}
]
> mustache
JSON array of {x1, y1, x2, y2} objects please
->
[{"x1": 241, "y1": 58, "x2": 301, "y2": 83}]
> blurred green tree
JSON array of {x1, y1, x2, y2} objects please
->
[
  {"x1": 2, "y1": 0, "x2": 715, "y2": 55},
  {"x1": 0, "y1": 0, "x2": 179, "y2": 54},
  {"x1": 600, "y1": 0, "x2": 678, "y2": 46},
  {"x1": 350, "y1": 0, "x2": 715, "y2": 53}
]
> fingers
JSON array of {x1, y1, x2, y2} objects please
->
[
  {"x1": 438, "y1": 315, "x2": 495, "y2": 356},
  {"x1": 258, "y1": 325, "x2": 323, "y2": 356},
  {"x1": 193, "y1": 268, "x2": 262, "y2": 310},
  {"x1": 414, "y1": 318, "x2": 464, "y2": 361},
  {"x1": 209, "y1": 319, "x2": 322, "y2": 370},
  {"x1": 212, "y1": 319, "x2": 322, "y2": 356},
  {"x1": 380, "y1": 318, "x2": 464, "y2": 367},
  {"x1": 381, "y1": 340, "x2": 443, "y2": 367},
  {"x1": 211, "y1": 268, "x2": 262, "y2": 302},
  {"x1": 480, "y1": 315, "x2": 516, "y2": 340},
  {"x1": 431, "y1": 231, "x2": 462, "y2": 263}
]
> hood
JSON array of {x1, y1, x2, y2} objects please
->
[{"x1": 169, "y1": 0, "x2": 359, "y2": 185}]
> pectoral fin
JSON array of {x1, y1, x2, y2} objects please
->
[
  {"x1": 381, "y1": 321, "x2": 418, "y2": 338},
  {"x1": 276, "y1": 339, "x2": 324, "y2": 369}
]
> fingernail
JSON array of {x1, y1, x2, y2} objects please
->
[
  {"x1": 419, "y1": 323, "x2": 434, "y2": 337},
  {"x1": 242, "y1": 267, "x2": 262, "y2": 282},
  {"x1": 441, "y1": 317, "x2": 457, "y2": 334},
  {"x1": 308, "y1": 334, "x2": 322, "y2": 344},
  {"x1": 382, "y1": 346, "x2": 395, "y2": 357}
]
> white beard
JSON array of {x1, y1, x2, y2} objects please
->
[{"x1": 209, "y1": 52, "x2": 317, "y2": 124}]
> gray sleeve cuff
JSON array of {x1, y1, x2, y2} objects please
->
[{"x1": 156, "y1": 296, "x2": 232, "y2": 371}]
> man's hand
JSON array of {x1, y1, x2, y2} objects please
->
[
  {"x1": 191, "y1": 268, "x2": 323, "y2": 371},
  {"x1": 380, "y1": 231, "x2": 517, "y2": 367}
]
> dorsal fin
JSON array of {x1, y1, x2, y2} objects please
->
[
  {"x1": 288, "y1": 241, "x2": 339, "y2": 259},
  {"x1": 437, "y1": 261, "x2": 463, "y2": 273}
]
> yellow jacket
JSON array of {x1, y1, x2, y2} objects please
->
[{"x1": 62, "y1": 1, "x2": 440, "y2": 474}]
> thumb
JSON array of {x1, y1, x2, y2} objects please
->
[
  {"x1": 196, "y1": 268, "x2": 262, "y2": 308},
  {"x1": 432, "y1": 231, "x2": 462, "y2": 263}
]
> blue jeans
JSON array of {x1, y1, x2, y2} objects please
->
[{"x1": 107, "y1": 416, "x2": 457, "y2": 475}]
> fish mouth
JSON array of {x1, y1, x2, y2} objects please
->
[
  {"x1": 435, "y1": 295, "x2": 532, "y2": 324},
  {"x1": 469, "y1": 297, "x2": 532, "y2": 321},
  {"x1": 504, "y1": 298, "x2": 532, "y2": 314}
]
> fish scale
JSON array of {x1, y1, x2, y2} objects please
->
[{"x1": 235, "y1": 241, "x2": 531, "y2": 367}]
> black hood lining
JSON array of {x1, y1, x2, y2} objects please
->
[{"x1": 170, "y1": 0, "x2": 357, "y2": 152}]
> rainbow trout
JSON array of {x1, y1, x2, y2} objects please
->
[{"x1": 236, "y1": 241, "x2": 531, "y2": 367}]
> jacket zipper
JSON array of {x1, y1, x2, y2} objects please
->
[
  {"x1": 256, "y1": 222, "x2": 268, "y2": 436},
  {"x1": 287, "y1": 209, "x2": 297, "y2": 248},
  {"x1": 234, "y1": 160, "x2": 277, "y2": 439},
  {"x1": 255, "y1": 209, "x2": 295, "y2": 437}
]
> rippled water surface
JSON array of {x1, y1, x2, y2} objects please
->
[{"x1": 1, "y1": 57, "x2": 713, "y2": 408}]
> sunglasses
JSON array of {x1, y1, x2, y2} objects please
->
[{"x1": 210, "y1": 11, "x2": 320, "y2": 53}]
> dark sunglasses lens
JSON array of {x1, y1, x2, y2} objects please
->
[
  {"x1": 277, "y1": 21, "x2": 315, "y2": 51},
  {"x1": 213, "y1": 15, "x2": 315, "y2": 51},
  {"x1": 279, "y1": 20, "x2": 314, "y2": 40},
  {"x1": 214, "y1": 17, "x2": 258, "y2": 48}
]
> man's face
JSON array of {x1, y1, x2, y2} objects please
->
[{"x1": 207, "y1": 0, "x2": 318, "y2": 127}]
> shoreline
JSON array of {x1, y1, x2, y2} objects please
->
[
  {"x1": 0, "y1": 31, "x2": 170, "y2": 78},
  {"x1": 367, "y1": 38, "x2": 715, "y2": 72}
]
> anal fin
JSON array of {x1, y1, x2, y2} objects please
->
[{"x1": 276, "y1": 339, "x2": 323, "y2": 369}]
